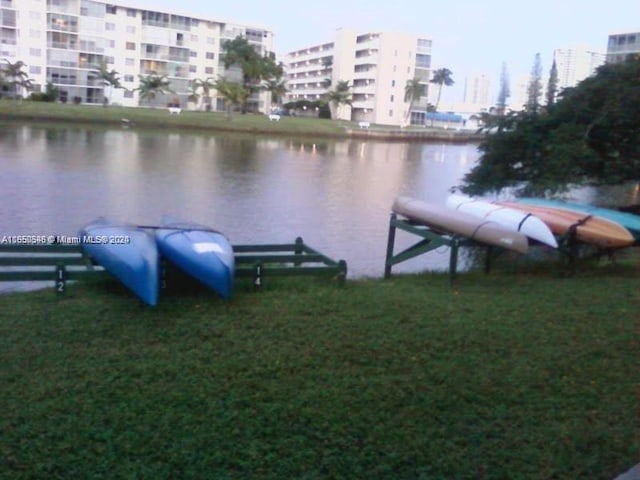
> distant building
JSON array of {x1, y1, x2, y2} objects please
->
[
  {"x1": 0, "y1": 0, "x2": 273, "y2": 110},
  {"x1": 552, "y1": 46, "x2": 605, "y2": 91},
  {"x1": 462, "y1": 73, "x2": 492, "y2": 108},
  {"x1": 606, "y1": 32, "x2": 640, "y2": 63},
  {"x1": 284, "y1": 29, "x2": 432, "y2": 126}
]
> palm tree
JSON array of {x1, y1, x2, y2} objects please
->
[
  {"x1": 213, "y1": 76, "x2": 247, "y2": 119},
  {"x1": 192, "y1": 77, "x2": 216, "y2": 110},
  {"x1": 91, "y1": 61, "x2": 122, "y2": 105},
  {"x1": 262, "y1": 77, "x2": 288, "y2": 108},
  {"x1": 404, "y1": 77, "x2": 425, "y2": 125},
  {"x1": 325, "y1": 80, "x2": 352, "y2": 120},
  {"x1": 1, "y1": 59, "x2": 33, "y2": 98},
  {"x1": 430, "y1": 68, "x2": 454, "y2": 112},
  {"x1": 135, "y1": 72, "x2": 173, "y2": 105}
]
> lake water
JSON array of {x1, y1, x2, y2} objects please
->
[{"x1": 1, "y1": 122, "x2": 638, "y2": 290}]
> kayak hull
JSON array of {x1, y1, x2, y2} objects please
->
[
  {"x1": 155, "y1": 219, "x2": 235, "y2": 299},
  {"x1": 393, "y1": 196, "x2": 529, "y2": 254},
  {"x1": 79, "y1": 218, "x2": 159, "y2": 306}
]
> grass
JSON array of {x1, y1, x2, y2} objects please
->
[
  {"x1": 0, "y1": 99, "x2": 350, "y2": 138},
  {"x1": 0, "y1": 100, "x2": 481, "y2": 141},
  {"x1": 1, "y1": 257, "x2": 638, "y2": 479}
]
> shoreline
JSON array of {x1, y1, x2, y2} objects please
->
[{"x1": 0, "y1": 101, "x2": 483, "y2": 143}]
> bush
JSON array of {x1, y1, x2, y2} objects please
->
[{"x1": 29, "y1": 82, "x2": 59, "y2": 102}]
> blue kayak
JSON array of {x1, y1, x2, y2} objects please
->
[
  {"x1": 79, "y1": 218, "x2": 160, "y2": 306},
  {"x1": 155, "y1": 218, "x2": 235, "y2": 299},
  {"x1": 516, "y1": 198, "x2": 640, "y2": 240}
]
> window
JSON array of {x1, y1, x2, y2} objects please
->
[
  {"x1": 109, "y1": 40, "x2": 115, "y2": 48},
  {"x1": 105, "y1": 22, "x2": 115, "y2": 31},
  {"x1": 106, "y1": 4, "x2": 116, "y2": 14},
  {"x1": 190, "y1": 51, "x2": 197, "y2": 57},
  {"x1": 126, "y1": 42, "x2": 135, "y2": 50},
  {"x1": 189, "y1": 65, "x2": 196, "y2": 73},
  {"x1": 124, "y1": 90, "x2": 133, "y2": 98},
  {"x1": 393, "y1": 65, "x2": 397, "y2": 72},
  {"x1": 206, "y1": 52, "x2": 214, "y2": 60},
  {"x1": 29, "y1": 66, "x2": 42, "y2": 74},
  {"x1": 389, "y1": 110, "x2": 393, "y2": 117},
  {"x1": 105, "y1": 56, "x2": 114, "y2": 64},
  {"x1": 391, "y1": 80, "x2": 395, "y2": 87},
  {"x1": 124, "y1": 74, "x2": 134, "y2": 82},
  {"x1": 127, "y1": 8, "x2": 136, "y2": 17},
  {"x1": 30, "y1": 48, "x2": 42, "y2": 56},
  {"x1": 390, "y1": 94, "x2": 394, "y2": 102},
  {"x1": 125, "y1": 58, "x2": 135, "y2": 66},
  {"x1": 205, "y1": 66, "x2": 213, "y2": 74},
  {"x1": 207, "y1": 37, "x2": 215, "y2": 44},
  {"x1": 126, "y1": 25, "x2": 136, "y2": 34}
]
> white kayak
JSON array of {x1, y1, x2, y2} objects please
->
[{"x1": 446, "y1": 194, "x2": 558, "y2": 248}]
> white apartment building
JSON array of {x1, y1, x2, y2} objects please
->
[
  {"x1": 284, "y1": 29, "x2": 432, "y2": 126},
  {"x1": 552, "y1": 46, "x2": 605, "y2": 91},
  {"x1": 462, "y1": 73, "x2": 492, "y2": 108},
  {"x1": 606, "y1": 32, "x2": 640, "y2": 63},
  {"x1": 0, "y1": 0, "x2": 273, "y2": 110}
]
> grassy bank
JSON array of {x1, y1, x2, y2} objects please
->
[
  {"x1": 0, "y1": 100, "x2": 482, "y2": 141},
  {"x1": 1, "y1": 261, "x2": 638, "y2": 479},
  {"x1": 0, "y1": 100, "x2": 349, "y2": 138}
]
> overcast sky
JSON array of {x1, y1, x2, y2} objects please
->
[{"x1": 129, "y1": 0, "x2": 640, "y2": 102}]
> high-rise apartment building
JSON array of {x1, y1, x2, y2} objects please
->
[
  {"x1": 462, "y1": 73, "x2": 492, "y2": 107},
  {"x1": 552, "y1": 46, "x2": 605, "y2": 91},
  {"x1": 606, "y1": 32, "x2": 640, "y2": 63},
  {"x1": 284, "y1": 29, "x2": 432, "y2": 126},
  {"x1": 0, "y1": 0, "x2": 273, "y2": 109}
]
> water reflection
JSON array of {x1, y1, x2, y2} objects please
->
[{"x1": 2, "y1": 123, "x2": 635, "y2": 280}]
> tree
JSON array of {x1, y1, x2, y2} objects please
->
[
  {"x1": 222, "y1": 36, "x2": 280, "y2": 113},
  {"x1": 1, "y1": 59, "x2": 33, "y2": 98},
  {"x1": 91, "y1": 61, "x2": 122, "y2": 105},
  {"x1": 495, "y1": 62, "x2": 510, "y2": 115},
  {"x1": 546, "y1": 59, "x2": 558, "y2": 108},
  {"x1": 526, "y1": 53, "x2": 543, "y2": 113},
  {"x1": 213, "y1": 76, "x2": 248, "y2": 119},
  {"x1": 263, "y1": 77, "x2": 287, "y2": 107},
  {"x1": 324, "y1": 80, "x2": 352, "y2": 120},
  {"x1": 135, "y1": 72, "x2": 174, "y2": 105},
  {"x1": 192, "y1": 77, "x2": 215, "y2": 110},
  {"x1": 461, "y1": 58, "x2": 640, "y2": 196},
  {"x1": 404, "y1": 77, "x2": 425, "y2": 125},
  {"x1": 429, "y1": 68, "x2": 454, "y2": 112}
]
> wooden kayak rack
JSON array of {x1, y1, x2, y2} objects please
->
[
  {"x1": 0, "y1": 237, "x2": 347, "y2": 294},
  {"x1": 385, "y1": 213, "x2": 497, "y2": 283}
]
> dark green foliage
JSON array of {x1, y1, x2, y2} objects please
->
[
  {"x1": 546, "y1": 59, "x2": 558, "y2": 107},
  {"x1": 462, "y1": 58, "x2": 640, "y2": 195},
  {"x1": 526, "y1": 53, "x2": 543, "y2": 113},
  {"x1": 29, "y1": 82, "x2": 59, "y2": 102},
  {"x1": 222, "y1": 36, "x2": 282, "y2": 113},
  {"x1": 495, "y1": 62, "x2": 510, "y2": 116}
]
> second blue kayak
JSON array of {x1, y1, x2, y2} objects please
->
[{"x1": 155, "y1": 218, "x2": 235, "y2": 299}]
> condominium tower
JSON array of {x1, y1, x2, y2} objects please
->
[
  {"x1": 0, "y1": 0, "x2": 273, "y2": 109},
  {"x1": 284, "y1": 29, "x2": 432, "y2": 126},
  {"x1": 552, "y1": 46, "x2": 605, "y2": 91},
  {"x1": 606, "y1": 32, "x2": 640, "y2": 63}
]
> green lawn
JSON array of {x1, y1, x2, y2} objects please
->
[
  {"x1": 0, "y1": 100, "x2": 350, "y2": 137},
  {"x1": 1, "y1": 259, "x2": 638, "y2": 479}
]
